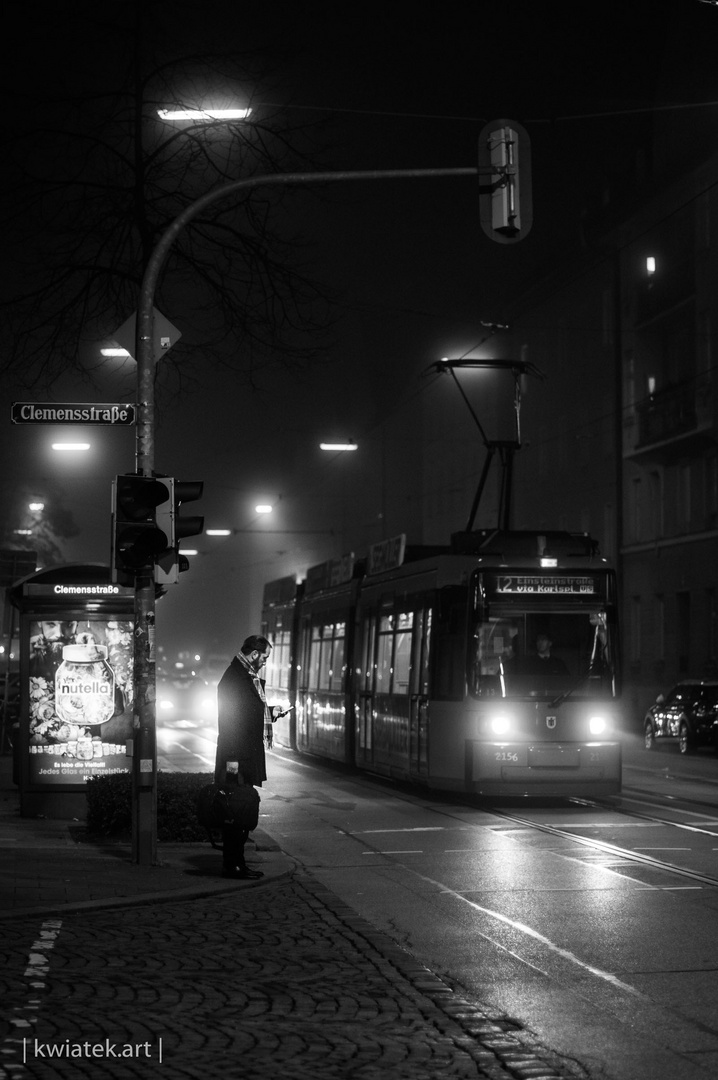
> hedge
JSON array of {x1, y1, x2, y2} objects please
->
[{"x1": 85, "y1": 771, "x2": 215, "y2": 842}]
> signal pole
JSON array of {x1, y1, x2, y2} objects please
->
[{"x1": 131, "y1": 150, "x2": 530, "y2": 864}]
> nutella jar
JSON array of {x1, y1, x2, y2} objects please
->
[{"x1": 55, "y1": 644, "x2": 116, "y2": 728}]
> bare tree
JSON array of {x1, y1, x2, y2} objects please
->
[{"x1": 0, "y1": 1, "x2": 333, "y2": 394}]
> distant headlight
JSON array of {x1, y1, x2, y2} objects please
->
[
  {"x1": 589, "y1": 715, "x2": 607, "y2": 735},
  {"x1": 490, "y1": 714, "x2": 511, "y2": 735}
]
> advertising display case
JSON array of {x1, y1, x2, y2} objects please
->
[{"x1": 9, "y1": 564, "x2": 135, "y2": 818}]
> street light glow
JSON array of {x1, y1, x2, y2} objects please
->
[
  {"x1": 28, "y1": 502, "x2": 44, "y2": 512},
  {"x1": 255, "y1": 504, "x2": 273, "y2": 514},
  {"x1": 101, "y1": 347, "x2": 131, "y2": 357},
  {"x1": 320, "y1": 441, "x2": 358, "y2": 451},
  {"x1": 206, "y1": 529, "x2": 231, "y2": 536},
  {"x1": 51, "y1": 443, "x2": 91, "y2": 451},
  {"x1": 157, "y1": 108, "x2": 252, "y2": 121}
]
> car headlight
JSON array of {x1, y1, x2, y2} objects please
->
[
  {"x1": 589, "y1": 715, "x2": 607, "y2": 735},
  {"x1": 158, "y1": 698, "x2": 175, "y2": 711},
  {"x1": 490, "y1": 714, "x2": 512, "y2": 735}
]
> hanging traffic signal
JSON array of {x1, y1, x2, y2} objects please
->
[
  {"x1": 112, "y1": 475, "x2": 172, "y2": 582},
  {"x1": 154, "y1": 479, "x2": 204, "y2": 585},
  {"x1": 478, "y1": 119, "x2": 532, "y2": 244}
]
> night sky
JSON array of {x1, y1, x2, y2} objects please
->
[{"x1": 1, "y1": 0, "x2": 715, "y2": 660}]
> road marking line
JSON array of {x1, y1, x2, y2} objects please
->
[{"x1": 413, "y1": 871, "x2": 649, "y2": 1000}]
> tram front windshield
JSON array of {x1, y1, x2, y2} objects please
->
[{"x1": 470, "y1": 608, "x2": 616, "y2": 699}]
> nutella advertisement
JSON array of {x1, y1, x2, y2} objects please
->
[{"x1": 27, "y1": 615, "x2": 133, "y2": 786}]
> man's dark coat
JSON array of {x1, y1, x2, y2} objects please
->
[{"x1": 214, "y1": 657, "x2": 267, "y2": 786}]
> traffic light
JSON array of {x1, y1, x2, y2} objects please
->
[
  {"x1": 479, "y1": 119, "x2": 532, "y2": 244},
  {"x1": 112, "y1": 475, "x2": 172, "y2": 582},
  {"x1": 154, "y1": 479, "x2": 204, "y2": 585}
]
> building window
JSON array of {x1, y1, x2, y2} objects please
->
[
  {"x1": 677, "y1": 591, "x2": 691, "y2": 675},
  {"x1": 654, "y1": 593, "x2": 665, "y2": 667},
  {"x1": 631, "y1": 477, "x2": 643, "y2": 543},
  {"x1": 707, "y1": 589, "x2": 718, "y2": 675},
  {"x1": 602, "y1": 287, "x2": 614, "y2": 348},
  {"x1": 649, "y1": 470, "x2": 663, "y2": 538},
  {"x1": 603, "y1": 503, "x2": 615, "y2": 561},
  {"x1": 678, "y1": 464, "x2": 691, "y2": 531},
  {"x1": 630, "y1": 596, "x2": 641, "y2": 667},
  {"x1": 704, "y1": 454, "x2": 718, "y2": 528}
]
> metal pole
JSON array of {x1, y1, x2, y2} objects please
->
[{"x1": 131, "y1": 165, "x2": 478, "y2": 864}]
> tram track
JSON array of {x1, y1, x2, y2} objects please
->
[
  {"x1": 276, "y1": 746, "x2": 718, "y2": 890},
  {"x1": 487, "y1": 804, "x2": 718, "y2": 889}
]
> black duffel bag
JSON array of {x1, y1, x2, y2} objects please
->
[{"x1": 197, "y1": 782, "x2": 260, "y2": 846}]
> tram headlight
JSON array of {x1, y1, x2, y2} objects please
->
[
  {"x1": 589, "y1": 714, "x2": 607, "y2": 735},
  {"x1": 490, "y1": 714, "x2": 512, "y2": 735}
]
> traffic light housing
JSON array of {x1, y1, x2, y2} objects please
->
[
  {"x1": 479, "y1": 119, "x2": 532, "y2": 244},
  {"x1": 112, "y1": 475, "x2": 173, "y2": 583},
  {"x1": 154, "y1": 479, "x2": 204, "y2": 585}
]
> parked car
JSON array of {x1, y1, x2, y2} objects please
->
[{"x1": 643, "y1": 680, "x2": 718, "y2": 754}]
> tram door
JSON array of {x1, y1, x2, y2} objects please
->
[
  {"x1": 408, "y1": 603, "x2": 432, "y2": 777},
  {"x1": 356, "y1": 614, "x2": 376, "y2": 766},
  {"x1": 356, "y1": 597, "x2": 432, "y2": 778}
]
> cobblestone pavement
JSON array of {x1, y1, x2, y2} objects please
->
[{"x1": 0, "y1": 870, "x2": 585, "y2": 1080}]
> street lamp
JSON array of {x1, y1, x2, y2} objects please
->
[
  {"x1": 320, "y1": 440, "x2": 358, "y2": 451},
  {"x1": 157, "y1": 107, "x2": 252, "y2": 121}
]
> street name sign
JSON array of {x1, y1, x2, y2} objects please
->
[{"x1": 11, "y1": 403, "x2": 136, "y2": 426}]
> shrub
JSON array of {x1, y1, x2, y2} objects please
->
[{"x1": 85, "y1": 771, "x2": 215, "y2": 842}]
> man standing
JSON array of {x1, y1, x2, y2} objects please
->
[{"x1": 215, "y1": 634, "x2": 276, "y2": 879}]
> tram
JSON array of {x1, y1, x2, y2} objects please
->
[{"x1": 262, "y1": 528, "x2": 622, "y2": 797}]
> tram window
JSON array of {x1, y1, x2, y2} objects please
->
[
  {"x1": 469, "y1": 609, "x2": 617, "y2": 697},
  {"x1": 308, "y1": 629, "x2": 322, "y2": 690},
  {"x1": 329, "y1": 623, "x2": 346, "y2": 692},
  {"x1": 318, "y1": 625, "x2": 333, "y2": 689},
  {"x1": 393, "y1": 612, "x2": 414, "y2": 694},
  {"x1": 267, "y1": 629, "x2": 291, "y2": 690},
  {"x1": 359, "y1": 616, "x2": 376, "y2": 692},
  {"x1": 376, "y1": 615, "x2": 394, "y2": 691}
]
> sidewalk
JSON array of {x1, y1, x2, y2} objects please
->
[
  {"x1": 0, "y1": 756, "x2": 578, "y2": 1080},
  {"x1": 0, "y1": 754, "x2": 294, "y2": 920}
]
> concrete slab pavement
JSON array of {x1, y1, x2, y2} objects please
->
[{"x1": 0, "y1": 754, "x2": 294, "y2": 920}]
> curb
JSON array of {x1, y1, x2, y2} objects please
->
[{"x1": 0, "y1": 854, "x2": 298, "y2": 922}]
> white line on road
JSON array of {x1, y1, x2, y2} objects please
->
[{"x1": 413, "y1": 871, "x2": 650, "y2": 1000}]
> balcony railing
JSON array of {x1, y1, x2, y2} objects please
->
[
  {"x1": 625, "y1": 376, "x2": 714, "y2": 458},
  {"x1": 635, "y1": 383, "x2": 696, "y2": 446}
]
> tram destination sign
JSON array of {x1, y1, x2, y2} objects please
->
[
  {"x1": 11, "y1": 402, "x2": 136, "y2": 426},
  {"x1": 486, "y1": 572, "x2": 603, "y2": 597}
]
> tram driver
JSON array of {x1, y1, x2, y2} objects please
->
[{"x1": 525, "y1": 632, "x2": 569, "y2": 677}]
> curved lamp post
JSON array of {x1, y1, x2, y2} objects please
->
[{"x1": 132, "y1": 163, "x2": 478, "y2": 864}]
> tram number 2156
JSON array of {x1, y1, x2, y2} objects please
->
[{"x1": 494, "y1": 750, "x2": 520, "y2": 762}]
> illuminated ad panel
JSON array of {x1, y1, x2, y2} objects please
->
[{"x1": 27, "y1": 614, "x2": 133, "y2": 787}]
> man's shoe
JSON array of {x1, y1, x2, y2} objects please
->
[{"x1": 222, "y1": 865, "x2": 264, "y2": 879}]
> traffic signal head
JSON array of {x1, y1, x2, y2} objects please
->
[
  {"x1": 154, "y1": 479, "x2": 204, "y2": 586},
  {"x1": 174, "y1": 481, "x2": 204, "y2": 543},
  {"x1": 112, "y1": 475, "x2": 172, "y2": 579},
  {"x1": 479, "y1": 119, "x2": 532, "y2": 244}
]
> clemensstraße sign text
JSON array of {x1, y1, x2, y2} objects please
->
[{"x1": 12, "y1": 402, "x2": 136, "y2": 426}]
